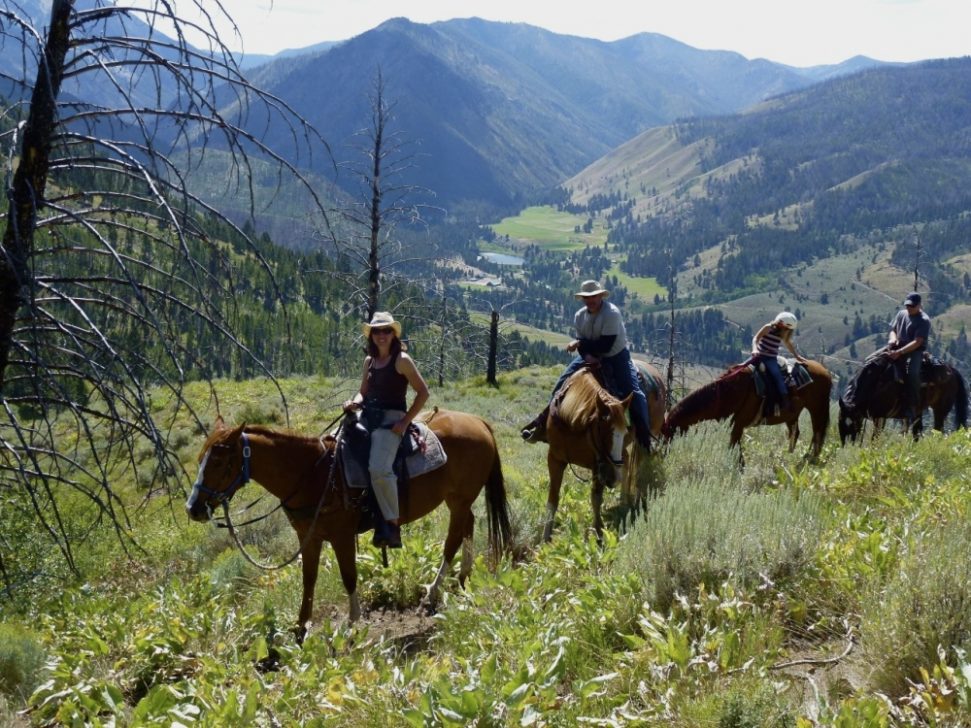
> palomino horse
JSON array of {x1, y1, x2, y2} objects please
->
[
  {"x1": 186, "y1": 409, "x2": 511, "y2": 639},
  {"x1": 542, "y1": 362, "x2": 666, "y2": 543},
  {"x1": 662, "y1": 359, "x2": 833, "y2": 462},
  {"x1": 838, "y1": 351, "x2": 968, "y2": 443}
]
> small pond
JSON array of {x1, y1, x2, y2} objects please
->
[{"x1": 480, "y1": 251, "x2": 524, "y2": 266}]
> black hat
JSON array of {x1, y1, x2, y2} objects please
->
[{"x1": 904, "y1": 292, "x2": 921, "y2": 306}]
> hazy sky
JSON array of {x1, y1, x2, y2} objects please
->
[{"x1": 211, "y1": 0, "x2": 971, "y2": 67}]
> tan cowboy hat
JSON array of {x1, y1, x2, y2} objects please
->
[
  {"x1": 362, "y1": 311, "x2": 402, "y2": 338},
  {"x1": 575, "y1": 280, "x2": 610, "y2": 299}
]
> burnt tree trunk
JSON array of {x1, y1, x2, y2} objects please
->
[
  {"x1": 0, "y1": 0, "x2": 72, "y2": 391},
  {"x1": 486, "y1": 309, "x2": 499, "y2": 386}
]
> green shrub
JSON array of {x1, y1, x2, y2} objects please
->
[
  {"x1": 716, "y1": 682, "x2": 796, "y2": 728},
  {"x1": 862, "y1": 520, "x2": 971, "y2": 697},
  {"x1": 615, "y1": 478, "x2": 827, "y2": 613},
  {"x1": 0, "y1": 623, "x2": 46, "y2": 701}
]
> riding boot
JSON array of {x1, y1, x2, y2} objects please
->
[
  {"x1": 372, "y1": 517, "x2": 391, "y2": 548},
  {"x1": 521, "y1": 405, "x2": 550, "y2": 443},
  {"x1": 386, "y1": 522, "x2": 402, "y2": 549},
  {"x1": 633, "y1": 423, "x2": 653, "y2": 451}
]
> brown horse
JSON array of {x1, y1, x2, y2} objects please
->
[
  {"x1": 542, "y1": 362, "x2": 666, "y2": 543},
  {"x1": 662, "y1": 359, "x2": 833, "y2": 462},
  {"x1": 185, "y1": 409, "x2": 511, "y2": 639},
  {"x1": 838, "y1": 352, "x2": 968, "y2": 443}
]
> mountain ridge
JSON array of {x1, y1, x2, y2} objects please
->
[{"x1": 239, "y1": 17, "x2": 894, "y2": 210}]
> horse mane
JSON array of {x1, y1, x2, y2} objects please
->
[
  {"x1": 841, "y1": 355, "x2": 889, "y2": 410},
  {"x1": 556, "y1": 370, "x2": 624, "y2": 428},
  {"x1": 207, "y1": 422, "x2": 324, "y2": 451},
  {"x1": 667, "y1": 366, "x2": 749, "y2": 426}
]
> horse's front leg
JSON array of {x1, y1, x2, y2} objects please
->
[
  {"x1": 330, "y1": 529, "x2": 360, "y2": 624},
  {"x1": 729, "y1": 420, "x2": 746, "y2": 467},
  {"x1": 591, "y1": 476, "x2": 605, "y2": 546},
  {"x1": 786, "y1": 417, "x2": 800, "y2": 452},
  {"x1": 543, "y1": 456, "x2": 567, "y2": 543}
]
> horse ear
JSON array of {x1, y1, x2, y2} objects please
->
[
  {"x1": 621, "y1": 393, "x2": 633, "y2": 409},
  {"x1": 214, "y1": 415, "x2": 226, "y2": 432}
]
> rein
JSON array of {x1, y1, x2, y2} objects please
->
[{"x1": 217, "y1": 426, "x2": 343, "y2": 571}]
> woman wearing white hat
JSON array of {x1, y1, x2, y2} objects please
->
[
  {"x1": 751, "y1": 311, "x2": 806, "y2": 415},
  {"x1": 522, "y1": 280, "x2": 652, "y2": 449},
  {"x1": 343, "y1": 312, "x2": 429, "y2": 548}
]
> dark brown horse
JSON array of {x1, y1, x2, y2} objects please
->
[
  {"x1": 542, "y1": 362, "x2": 666, "y2": 543},
  {"x1": 838, "y1": 352, "x2": 968, "y2": 443},
  {"x1": 662, "y1": 359, "x2": 833, "y2": 462},
  {"x1": 186, "y1": 409, "x2": 511, "y2": 639}
]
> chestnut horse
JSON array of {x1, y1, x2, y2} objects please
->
[
  {"x1": 662, "y1": 359, "x2": 833, "y2": 462},
  {"x1": 838, "y1": 352, "x2": 968, "y2": 443},
  {"x1": 542, "y1": 362, "x2": 666, "y2": 543},
  {"x1": 186, "y1": 409, "x2": 511, "y2": 639}
]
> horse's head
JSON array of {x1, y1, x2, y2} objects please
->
[
  {"x1": 594, "y1": 391, "x2": 632, "y2": 487},
  {"x1": 837, "y1": 397, "x2": 863, "y2": 445},
  {"x1": 185, "y1": 417, "x2": 250, "y2": 522}
]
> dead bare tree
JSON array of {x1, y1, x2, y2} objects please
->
[
  {"x1": 466, "y1": 296, "x2": 525, "y2": 386},
  {"x1": 0, "y1": 0, "x2": 332, "y2": 586},
  {"x1": 665, "y1": 255, "x2": 678, "y2": 409},
  {"x1": 327, "y1": 68, "x2": 435, "y2": 323}
]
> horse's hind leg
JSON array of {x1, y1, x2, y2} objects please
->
[
  {"x1": 423, "y1": 507, "x2": 471, "y2": 611},
  {"x1": 458, "y1": 512, "x2": 475, "y2": 587}
]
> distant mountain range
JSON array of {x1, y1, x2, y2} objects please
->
[
  {"x1": 0, "y1": 8, "x2": 897, "y2": 213},
  {"x1": 240, "y1": 17, "x2": 892, "y2": 210}
]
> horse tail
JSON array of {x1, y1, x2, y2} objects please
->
[
  {"x1": 484, "y1": 448, "x2": 512, "y2": 560},
  {"x1": 953, "y1": 368, "x2": 969, "y2": 429},
  {"x1": 475, "y1": 419, "x2": 511, "y2": 560}
]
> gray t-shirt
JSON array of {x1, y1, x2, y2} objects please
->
[
  {"x1": 575, "y1": 301, "x2": 627, "y2": 358},
  {"x1": 890, "y1": 309, "x2": 931, "y2": 350}
]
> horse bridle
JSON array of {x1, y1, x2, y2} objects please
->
[{"x1": 190, "y1": 433, "x2": 252, "y2": 509}]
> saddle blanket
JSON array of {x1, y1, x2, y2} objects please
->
[{"x1": 340, "y1": 421, "x2": 447, "y2": 489}]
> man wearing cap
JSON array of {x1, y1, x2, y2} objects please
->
[
  {"x1": 887, "y1": 292, "x2": 931, "y2": 424},
  {"x1": 521, "y1": 280, "x2": 652, "y2": 449}
]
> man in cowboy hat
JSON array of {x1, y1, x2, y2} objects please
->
[
  {"x1": 521, "y1": 280, "x2": 652, "y2": 449},
  {"x1": 886, "y1": 291, "x2": 931, "y2": 424}
]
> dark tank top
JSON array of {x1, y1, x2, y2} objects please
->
[{"x1": 366, "y1": 353, "x2": 408, "y2": 411}]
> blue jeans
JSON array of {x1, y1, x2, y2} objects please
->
[
  {"x1": 551, "y1": 349, "x2": 651, "y2": 443},
  {"x1": 898, "y1": 350, "x2": 922, "y2": 417},
  {"x1": 756, "y1": 355, "x2": 787, "y2": 401}
]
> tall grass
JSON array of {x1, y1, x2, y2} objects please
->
[
  {"x1": 862, "y1": 520, "x2": 971, "y2": 698},
  {"x1": 0, "y1": 624, "x2": 45, "y2": 701},
  {"x1": 615, "y1": 423, "x2": 828, "y2": 613}
]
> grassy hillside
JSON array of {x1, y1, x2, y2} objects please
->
[
  {"x1": 2, "y1": 371, "x2": 970, "y2": 725},
  {"x1": 555, "y1": 59, "x2": 971, "y2": 384}
]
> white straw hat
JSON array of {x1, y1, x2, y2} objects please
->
[{"x1": 362, "y1": 311, "x2": 402, "y2": 338}]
